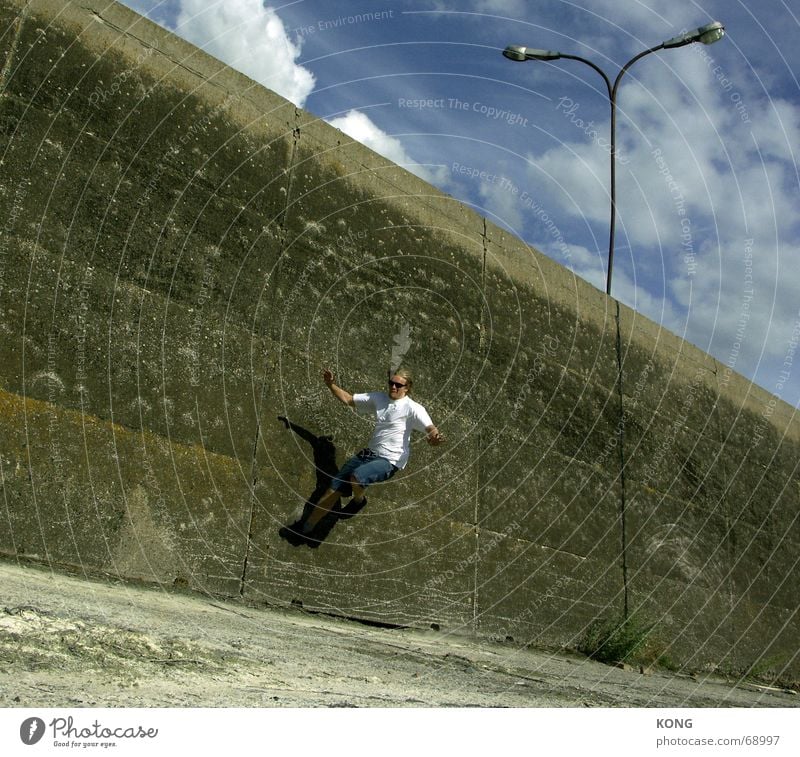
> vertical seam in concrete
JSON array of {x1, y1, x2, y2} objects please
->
[
  {"x1": 239, "y1": 111, "x2": 302, "y2": 597},
  {"x1": 239, "y1": 407, "x2": 261, "y2": 597},
  {"x1": 712, "y1": 363, "x2": 735, "y2": 614},
  {"x1": 614, "y1": 299, "x2": 630, "y2": 617},
  {"x1": 473, "y1": 217, "x2": 489, "y2": 631},
  {"x1": 0, "y1": 3, "x2": 28, "y2": 96}
]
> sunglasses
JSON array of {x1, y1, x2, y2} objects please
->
[{"x1": 388, "y1": 380, "x2": 407, "y2": 389}]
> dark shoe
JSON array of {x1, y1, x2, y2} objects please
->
[
  {"x1": 279, "y1": 520, "x2": 311, "y2": 546},
  {"x1": 338, "y1": 496, "x2": 367, "y2": 520}
]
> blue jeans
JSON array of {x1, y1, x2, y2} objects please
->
[{"x1": 329, "y1": 448, "x2": 398, "y2": 496}]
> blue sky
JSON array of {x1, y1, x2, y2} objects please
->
[{"x1": 120, "y1": 0, "x2": 800, "y2": 408}]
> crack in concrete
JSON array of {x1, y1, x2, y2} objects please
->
[
  {"x1": 79, "y1": 5, "x2": 230, "y2": 96},
  {"x1": 614, "y1": 299, "x2": 629, "y2": 617},
  {"x1": 472, "y1": 217, "x2": 491, "y2": 630},
  {"x1": 238, "y1": 110, "x2": 302, "y2": 596}
]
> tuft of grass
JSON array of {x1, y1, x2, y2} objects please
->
[
  {"x1": 578, "y1": 613, "x2": 671, "y2": 669},
  {"x1": 735, "y1": 653, "x2": 796, "y2": 688}
]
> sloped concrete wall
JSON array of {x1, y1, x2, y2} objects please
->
[{"x1": 1, "y1": 0, "x2": 797, "y2": 681}]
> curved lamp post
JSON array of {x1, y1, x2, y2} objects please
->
[{"x1": 503, "y1": 22, "x2": 725, "y2": 296}]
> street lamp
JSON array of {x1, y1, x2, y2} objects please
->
[{"x1": 503, "y1": 22, "x2": 725, "y2": 296}]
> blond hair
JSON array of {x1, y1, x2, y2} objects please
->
[{"x1": 390, "y1": 366, "x2": 413, "y2": 393}]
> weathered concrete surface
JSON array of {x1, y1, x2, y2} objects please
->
[{"x1": 0, "y1": 0, "x2": 798, "y2": 685}]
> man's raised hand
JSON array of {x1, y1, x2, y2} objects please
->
[{"x1": 426, "y1": 426, "x2": 445, "y2": 446}]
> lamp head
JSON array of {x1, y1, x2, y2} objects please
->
[
  {"x1": 663, "y1": 21, "x2": 725, "y2": 49},
  {"x1": 503, "y1": 45, "x2": 562, "y2": 61},
  {"x1": 696, "y1": 21, "x2": 726, "y2": 44},
  {"x1": 503, "y1": 45, "x2": 528, "y2": 61}
]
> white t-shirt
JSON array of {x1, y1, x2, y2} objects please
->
[{"x1": 352, "y1": 392, "x2": 433, "y2": 469}]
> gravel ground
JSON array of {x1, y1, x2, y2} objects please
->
[{"x1": 0, "y1": 561, "x2": 796, "y2": 709}]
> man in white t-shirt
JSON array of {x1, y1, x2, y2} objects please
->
[{"x1": 296, "y1": 368, "x2": 443, "y2": 537}]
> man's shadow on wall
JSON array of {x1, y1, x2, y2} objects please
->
[{"x1": 276, "y1": 417, "x2": 367, "y2": 548}]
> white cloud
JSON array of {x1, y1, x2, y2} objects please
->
[
  {"x1": 326, "y1": 110, "x2": 449, "y2": 185},
  {"x1": 531, "y1": 141, "x2": 608, "y2": 227},
  {"x1": 545, "y1": 242, "x2": 606, "y2": 292},
  {"x1": 748, "y1": 98, "x2": 800, "y2": 162},
  {"x1": 477, "y1": 176, "x2": 524, "y2": 233},
  {"x1": 570, "y1": 0, "x2": 686, "y2": 27},
  {"x1": 175, "y1": 0, "x2": 315, "y2": 107}
]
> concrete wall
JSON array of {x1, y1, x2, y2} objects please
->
[{"x1": 1, "y1": 0, "x2": 797, "y2": 681}]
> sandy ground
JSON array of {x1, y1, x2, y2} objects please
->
[{"x1": 0, "y1": 561, "x2": 796, "y2": 709}]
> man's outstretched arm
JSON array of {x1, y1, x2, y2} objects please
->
[{"x1": 323, "y1": 369, "x2": 354, "y2": 406}]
